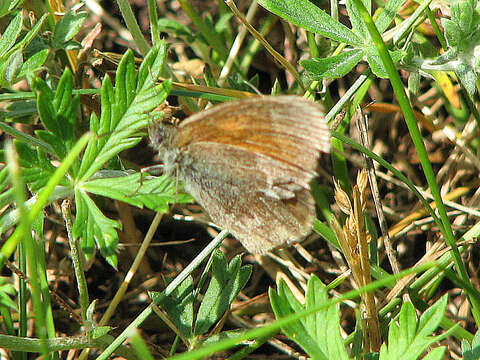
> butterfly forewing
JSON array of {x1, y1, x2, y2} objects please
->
[{"x1": 172, "y1": 96, "x2": 330, "y2": 176}]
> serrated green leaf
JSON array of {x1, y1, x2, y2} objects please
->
[
  {"x1": 194, "y1": 251, "x2": 252, "y2": 336},
  {"x1": 306, "y1": 276, "x2": 348, "y2": 360},
  {"x1": 53, "y1": 11, "x2": 87, "y2": 45},
  {"x1": 82, "y1": 172, "x2": 192, "y2": 212},
  {"x1": 72, "y1": 189, "x2": 120, "y2": 268},
  {"x1": 269, "y1": 280, "x2": 328, "y2": 359},
  {"x1": 33, "y1": 77, "x2": 58, "y2": 131},
  {"x1": 78, "y1": 43, "x2": 170, "y2": 181},
  {"x1": 0, "y1": 12, "x2": 22, "y2": 57},
  {"x1": 398, "y1": 301, "x2": 416, "y2": 352},
  {"x1": 379, "y1": 296, "x2": 450, "y2": 360},
  {"x1": 384, "y1": 321, "x2": 399, "y2": 358},
  {"x1": 302, "y1": 49, "x2": 363, "y2": 80},
  {"x1": 150, "y1": 276, "x2": 194, "y2": 339},
  {"x1": 136, "y1": 42, "x2": 168, "y2": 93},
  {"x1": 277, "y1": 279, "x2": 303, "y2": 313},
  {"x1": 35, "y1": 130, "x2": 66, "y2": 158},
  {"x1": 416, "y1": 295, "x2": 447, "y2": 339},
  {"x1": 272, "y1": 276, "x2": 349, "y2": 359},
  {"x1": 15, "y1": 141, "x2": 65, "y2": 192},
  {"x1": 257, "y1": 0, "x2": 362, "y2": 45},
  {"x1": 55, "y1": 68, "x2": 74, "y2": 116},
  {"x1": 32, "y1": 68, "x2": 78, "y2": 164}
]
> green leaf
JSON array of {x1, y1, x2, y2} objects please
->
[
  {"x1": 15, "y1": 140, "x2": 65, "y2": 192},
  {"x1": 158, "y1": 18, "x2": 195, "y2": 42},
  {"x1": 305, "y1": 276, "x2": 349, "y2": 359},
  {"x1": 0, "y1": 276, "x2": 17, "y2": 310},
  {"x1": 150, "y1": 276, "x2": 195, "y2": 339},
  {"x1": 422, "y1": 347, "x2": 446, "y2": 360},
  {"x1": 456, "y1": 63, "x2": 477, "y2": 96},
  {"x1": 53, "y1": 11, "x2": 88, "y2": 46},
  {"x1": 214, "y1": 13, "x2": 233, "y2": 33},
  {"x1": 1, "y1": 50, "x2": 22, "y2": 85},
  {"x1": 270, "y1": 285, "x2": 326, "y2": 359},
  {"x1": 33, "y1": 68, "x2": 78, "y2": 159},
  {"x1": 397, "y1": 301, "x2": 417, "y2": 353},
  {"x1": 0, "y1": 12, "x2": 22, "y2": 57},
  {"x1": 269, "y1": 275, "x2": 351, "y2": 360},
  {"x1": 374, "y1": 0, "x2": 407, "y2": 33},
  {"x1": 91, "y1": 326, "x2": 112, "y2": 339},
  {"x1": 451, "y1": 0, "x2": 473, "y2": 34},
  {"x1": 198, "y1": 329, "x2": 248, "y2": 346},
  {"x1": 194, "y1": 251, "x2": 252, "y2": 336},
  {"x1": 0, "y1": 100, "x2": 37, "y2": 121},
  {"x1": 346, "y1": 0, "x2": 370, "y2": 40},
  {"x1": 72, "y1": 189, "x2": 120, "y2": 268},
  {"x1": 257, "y1": 0, "x2": 362, "y2": 45},
  {"x1": 379, "y1": 296, "x2": 450, "y2": 360},
  {"x1": 0, "y1": 166, "x2": 11, "y2": 194},
  {"x1": 365, "y1": 48, "x2": 404, "y2": 78},
  {"x1": 85, "y1": 300, "x2": 112, "y2": 339},
  {"x1": 442, "y1": 18, "x2": 462, "y2": 47},
  {"x1": 35, "y1": 130, "x2": 65, "y2": 156},
  {"x1": 462, "y1": 329, "x2": 480, "y2": 360},
  {"x1": 301, "y1": 50, "x2": 363, "y2": 80},
  {"x1": 78, "y1": 42, "x2": 170, "y2": 181},
  {"x1": 82, "y1": 172, "x2": 192, "y2": 213},
  {"x1": 16, "y1": 48, "x2": 48, "y2": 79},
  {"x1": 416, "y1": 295, "x2": 448, "y2": 339}
]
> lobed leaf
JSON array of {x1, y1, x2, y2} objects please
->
[
  {"x1": 194, "y1": 251, "x2": 252, "y2": 336},
  {"x1": 150, "y1": 277, "x2": 195, "y2": 339},
  {"x1": 257, "y1": 0, "x2": 362, "y2": 45}
]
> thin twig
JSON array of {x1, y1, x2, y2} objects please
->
[
  {"x1": 218, "y1": 1, "x2": 259, "y2": 87},
  {"x1": 357, "y1": 110, "x2": 401, "y2": 275},
  {"x1": 225, "y1": 0, "x2": 305, "y2": 90}
]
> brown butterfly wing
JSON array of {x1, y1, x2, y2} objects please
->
[
  {"x1": 175, "y1": 142, "x2": 316, "y2": 254},
  {"x1": 172, "y1": 96, "x2": 330, "y2": 188},
  {"x1": 167, "y1": 96, "x2": 330, "y2": 253}
]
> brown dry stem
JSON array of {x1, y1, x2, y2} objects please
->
[{"x1": 332, "y1": 170, "x2": 381, "y2": 352}]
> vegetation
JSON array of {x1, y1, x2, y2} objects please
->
[{"x1": 0, "y1": 0, "x2": 479, "y2": 358}]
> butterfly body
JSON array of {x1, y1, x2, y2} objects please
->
[{"x1": 149, "y1": 96, "x2": 330, "y2": 254}]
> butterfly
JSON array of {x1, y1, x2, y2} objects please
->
[{"x1": 149, "y1": 96, "x2": 330, "y2": 254}]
